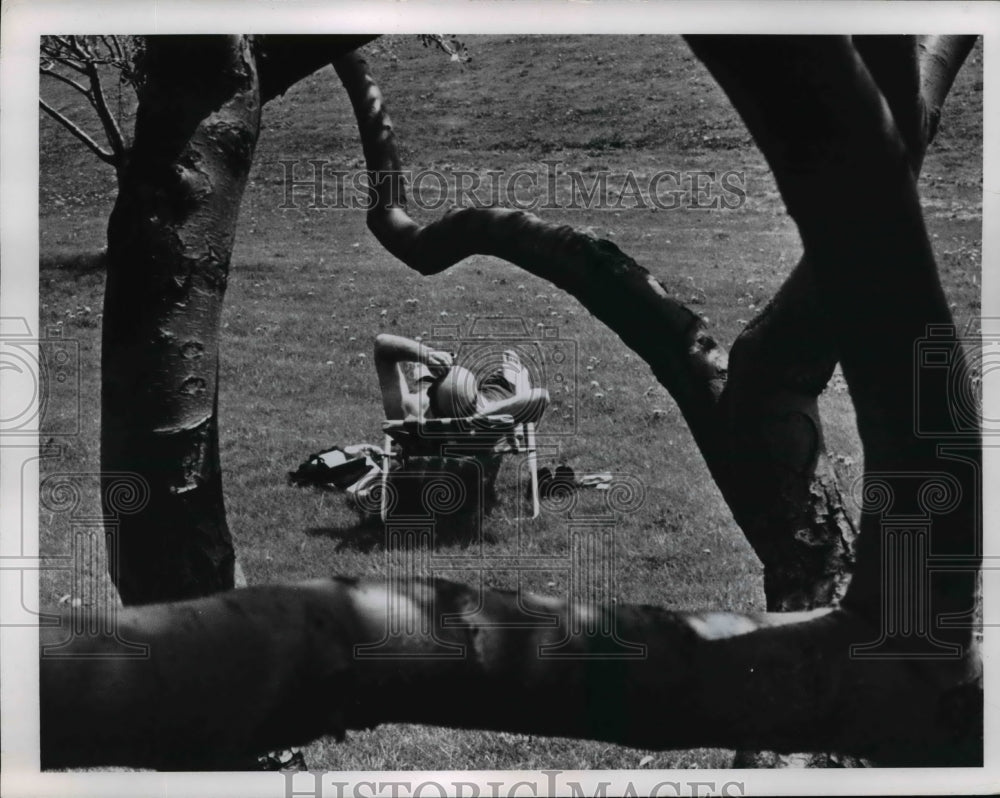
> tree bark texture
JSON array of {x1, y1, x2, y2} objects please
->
[
  {"x1": 719, "y1": 36, "x2": 976, "y2": 620},
  {"x1": 39, "y1": 578, "x2": 981, "y2": 770},
  {"x1": 99, "y1": 34, "x2": 385, "y2": 605},
  {"x1": 685, "y1": 33, "x2": 979, "y2": 656},
  {"x1": 102, "y1": 36, "x2": 261, "y2": 604}
]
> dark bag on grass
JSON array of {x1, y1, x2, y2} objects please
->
[{"x1": 288, "y1": 445, "x2": 373, "y2": 489}]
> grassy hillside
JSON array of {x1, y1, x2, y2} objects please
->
[{"x1": 38, "y1": 35, "x2": 983, "y2": 770}]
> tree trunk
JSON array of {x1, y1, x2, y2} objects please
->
[
  {"x1": 101, "y1": 35, "x2": 261, "y2": 604},
  {"x1": 99, "y1": 34, "x2": 390, "y2": 606},
  {"x1": 722, "y1": 35, "x2": 975, "y2": 766},
  {"x1": 685, "y1": 32, "x2": 979, "y2": 650},
  {"x1": 722, "y1": 34, "x2": 976, "y2": 613}
]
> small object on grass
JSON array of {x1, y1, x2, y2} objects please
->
[
  {"x1": 288, "y1": 445, "x2": 382, "y2": 490},
  {"x1": 577, "y1": 472, "x2": 612, "y2": 489},
  {"x1": 536, "y1": 467, "x2": 617, "y2": 498},
  {"x1": 536, "y1": 464, "x2": 576, "y2": 499},
  {"x1": 257, "y1": 747, "x2": 307, "y2": 771}
]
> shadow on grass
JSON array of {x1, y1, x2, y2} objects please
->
[
  {"x1": 305, "y1": 510, "x2": 498, "y2": 552},
  {"x1": 40, "y1": 249, "x2": 107, "y2": 274}
]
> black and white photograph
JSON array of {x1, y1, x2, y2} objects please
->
[{"x1": 2, "y1": 2, "x2": 997, "y2": 795}]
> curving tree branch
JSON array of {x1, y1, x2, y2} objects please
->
[
  {"x1": 39, "y1": 63, "x2": 91, "y2": 97},
  {"x1": 853, "y1": 35, "x2": 924, "y2": 169},
  {"x1": 919, "y1": 35, "x2": 978, "y2": 148},
  {"x1": 332, "y1": 49, "x2": 861, "y2": 617},
  {"x1": 710, "y1": 33, "x2": 976, "y2": 768},
  {"x1": 333, "y1": 49, "x2": 732, "y2": 471},
  {"x1": 333, "y1": 34, "x2": 976, "y2": 621},
  {"x1": 253, "y1": 34, "x2": 380, "y2": 104},
  {"x1": 38, "y1": 98, "x2": 116, "y2": 165}
]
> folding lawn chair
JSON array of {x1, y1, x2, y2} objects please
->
[
  {"x1": 379, "y1": 406, "x2": 546, "y2": 527},
  {"x1": 376, "y1": 347, "x2": 547, "y2": 522}
]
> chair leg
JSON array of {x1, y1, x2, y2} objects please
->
[
  {"x1": 381, "y1": 433, "x2": 393, "y2": 522},
  {"x1": 525, "y1": 422, "x2": 539, "y2": 519}
]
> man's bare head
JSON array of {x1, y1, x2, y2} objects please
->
[{"x1": 427, "y1": 365, "x2": 478, "y2": 418}]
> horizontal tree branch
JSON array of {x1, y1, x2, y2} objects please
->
[{"x1": 39, "y1": 578, "x2": 982, "y2": 770}]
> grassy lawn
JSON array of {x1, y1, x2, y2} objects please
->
[{"x1": 38, "y1": 35, "x2": 983, "y2": 770}]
